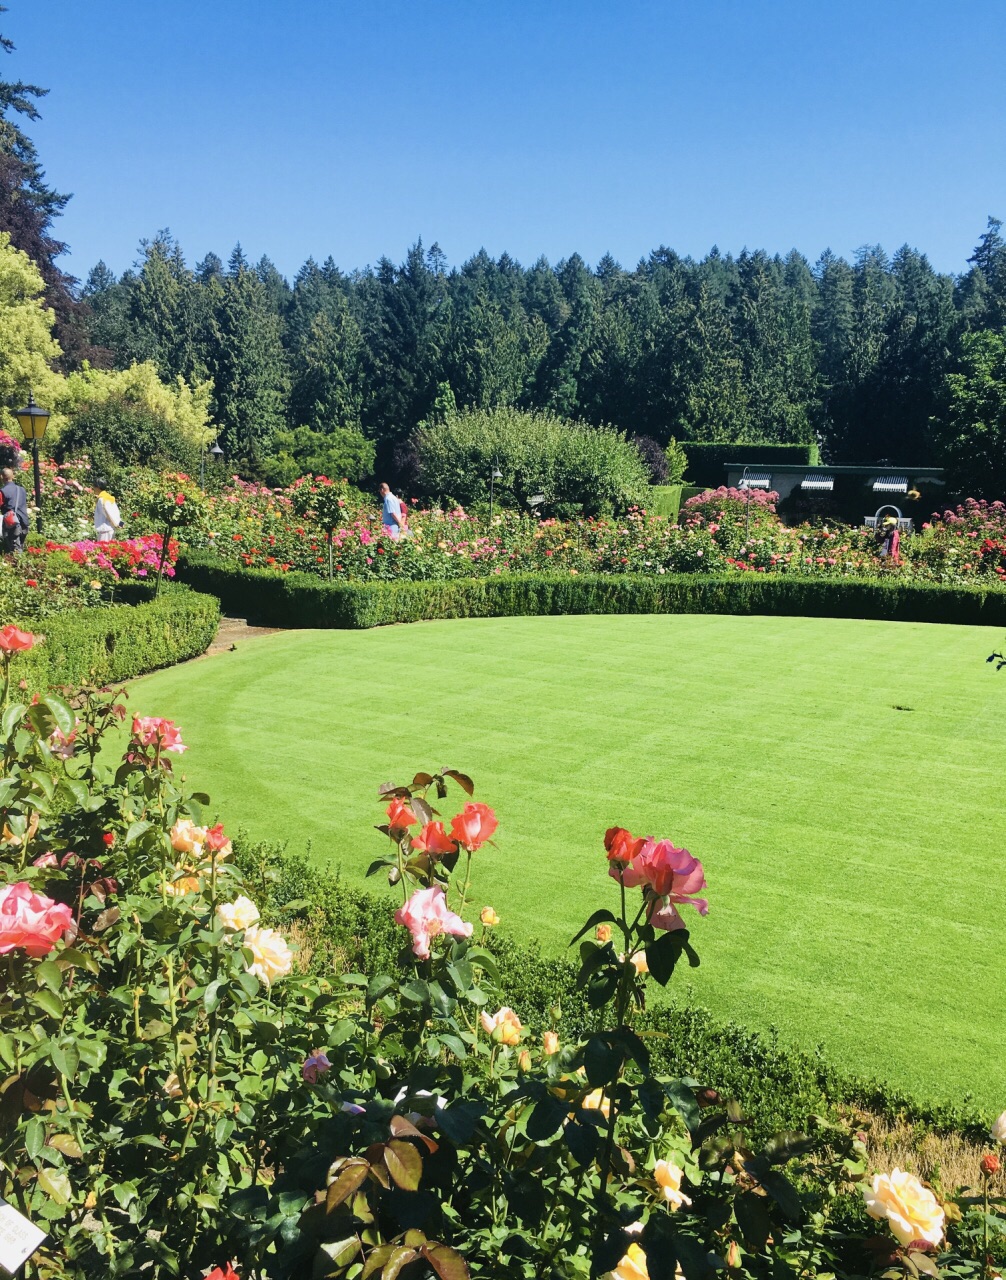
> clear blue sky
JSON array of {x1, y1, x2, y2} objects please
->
[{"x1": 10, "y1": 0, "x2": 1006, "y2": 281}]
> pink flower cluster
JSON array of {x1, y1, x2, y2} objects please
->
[
  {"x1": 131, "y1": 716, "x2": 187, "y2": 755},
  {"x1": 395, "y1": 886, "x2": 473, "y2": 959},
  {"x1": 605, "y1": 827, "x2": 708, "y2": 931},
  {"x1": 0, "y1": 882, "x2": 74, "y2": 957},
  {"x1": 29, "y1": 535, "x2": 177, "y2": 581}
]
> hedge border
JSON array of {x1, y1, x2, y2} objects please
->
[
  {"x1": 178, "y1": 553, "x2": 1006, "y2": 631},
  {"x1": 12, "y1": 586, "x2": 221, "y2": 694},
  {"x1": 681, "y1": 442, "x2": 820, "y2": 487}
]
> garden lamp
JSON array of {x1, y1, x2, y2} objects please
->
[
  {"x1": 13, "y1": 391, "x2": 49, "y2": 534},
  {"x1": 489, "y1": 462, "x2": 503, "y2": 525},
  {"x1": 210, "y1": 442, "x2": 225, "y2": 461}
]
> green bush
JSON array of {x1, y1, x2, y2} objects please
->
[
  {"x1": 665, "y1": 436, "x2": 688, "y2": 485},
  {"x1": 413, "y1": 404, "x2": 650, "y2": 516},
  {"x1": 646, "y1": 484, "x2": 682, "y2": 521},
  {"x1": 178, "y1": 551, "x2": 1006, "y2": 630},
  {"x1": 682, "y1": 442, "x2": 821, "y2": 487},
  {"x1": 12, "y1": 585, "x2": 219, "y2": 693},
  {"x1": 54, "y1": 395, "x2": 201, "y2": 481},
  {"x1": 260, "y1": 424, "x2": 376, "y2": 488}
]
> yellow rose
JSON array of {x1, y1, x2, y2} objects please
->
[
  {"x1": 165, "y1": 871, "x2": 201, "y2": 896},
  {"x1": 216, "y1": 895, "x2": 260, "y2": 931},
  {"x1": 654, "y1": 1159, "x2": 691, "y2": 1210},
  {"x1": 170, "y1": 818, "x2": 207, "y2": 857},
  {"x1": 243, "y1": 925, "x2": 293, "y2": 986},
  {"x1": 543, "y1": 1030, "x2": 559, "y2": 1056},
  {"x1": 480, "y1": 1006, "x2": 522, "y2": 1046},
  {"x1": 620, "y1": 950, "x2": 649, "y2": 975},
  {"x1": 517, "y1": 1048, "x2": 532, "y2": 1073},
  {"x1": 480, "y1": 906, "x2": 500, "y2": 928},
  {"x1": 610, "y1": 1243, "x2": 649, "y2": 1280},
  {"x1": 582, "y1": 1088, "x2": 611, "y2": 1121},
  {"x1": 863, "y1": 1169, "x2": 945, "y2": 1248}
]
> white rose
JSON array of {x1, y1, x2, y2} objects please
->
[
  {"x1": 243, "y1": 925, "x2": 293, "y2": 986},
  {"x1": 216, "y1": 895, "x2": 260, "y2": 931},
  {"x1": 992, "y1": 1111, "x2": 1006, "y2": 1145},
  {"x1": 863, "y1": 1169, "x2": 944, "y2": 1248}
]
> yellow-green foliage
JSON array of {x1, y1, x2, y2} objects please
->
[
  {"x1": 0, "y1": 231, "x2": 64, "y2": 414},
  {"x1": 57, "y1": 361, "x2": 214, "y2": 447}
]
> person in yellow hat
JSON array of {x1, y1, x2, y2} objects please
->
[
  {"x1": 93, "y1": 486, "x2": 122, "y2": 542},
  {"x1": 875, "y1": 514, "x2": 901, "y2": 564}
]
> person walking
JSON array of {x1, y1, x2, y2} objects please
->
[
  {"x1": 378, "y1": 481, "x2": 405, "y2": 540},
  {"x1": 0, "y1": 466, "x2": 29, "y2": 554},
  {"x1": 93, "y1": 486, "x2": 122, "y2": 542},
  {"x1": 875, "y1": 515, "x2": 901, "y2": 564}
]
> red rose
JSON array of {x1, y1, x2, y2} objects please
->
[
  {"x1": 102, "y1": 832, "x2": 115, "y2": 847},
  {"x1": 982, "y1": 1153, "x2": 1000, "y2": 1176},
  {"x1": 386, "y1": 797, "x2": 418, "y2": 832},
  {"x1": 449, "y1": 803, "x2": 498, "y2": 851}
]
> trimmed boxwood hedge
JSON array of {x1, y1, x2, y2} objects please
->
[
  {"x1": 12, "y1": 586, "x2": 220, "y2": 694},
  {"x1": 179, "y1": 552, "x2": 1006, "y2": 630},
  {"x1": 682, "y1": 442, "x2": 820, "y2": 487}
]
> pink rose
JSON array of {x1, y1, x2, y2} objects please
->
[
  {"x1": 302, "y1": 1051, "x2": 332, "y2": 1084},
  {"x1": 449, "y1": 803, "x2": 498, "y2": 851},
  {"x1": 394, "y1": 886, "x2": 473, "y2": 959},
  {"x1": 613, "y1": 838, "x2": 708, "y2": 931},
  {"x1": 131, "y1": 716, "x2": 187, "y2": 754},
  {"x1": 0, "y1": 882, "x2": 74, "y2": 957}
]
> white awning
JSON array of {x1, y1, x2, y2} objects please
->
[
  {"x1": 801, "y1": 473, "x2": 834, "y2": 491},
  {"x1": 873, "y1": 475, "x2": 908, "y2": 493},
  {"x1": 739, "y1": 473, "x2": 772, "y2": 489}
]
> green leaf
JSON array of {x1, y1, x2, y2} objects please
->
[
  {"x1": 525, "y1": 1094, "x2": 568, "y2": 1142},
  {"x1": 661, "y1": 1079, "x2": 701, "y2": 1133},
  {"x1": 125, "y1": 820, "x2": 151, "y2": 846},
  {"x1": 646, "y1": 929, "x2": 691, "y2": 986},
  {"x1": 365, "y1": 974, "x2": 395, "y2": 1006},
  {"x1": 436, "y1": 1099, "x2": 484, "y2": 1144},
  {"x1": 325, "y1": 1161, "x2": 370, "y2": 1211},
  {"x1": 33, "y1": 988, "x2": 63, "y2": 1019},
  {"x1": 384, "y1": 1139, "x2": 423, "y2": 1191},
  {"x1": 193, "y1": 1194, "x2": 219, "y2": 1210},
  {"x1": 399, "y1": 980, "x2": 430, "y2": 1006},
  {"x1": 40, "y1": 694, "x2": 74, "y2": 737},
  {"x1": 735, "y1": 1189, "x2": 773, "y2": 1250},
  {"x1": 51, "y1": 1043, "x2": 80, "y2": 1079},
  {"x1": 24, "y1": 1116, "x2": 45, "y2": 1161},
  {"x1": 35, "y1": 961, "x2": 62, "y2": 995},
  {"x1": 424, "y1": 1243, "x2": 470, "y2": 1280},
  {"x1": 755, "y1": 1167, "x2": 803, "y2": 1222},
  {"x1": 36, "y1": 1167, "x2": 72, "y2": 1206},
  {"x1": 584, "y1": 1035, "x2": 623, "y2": 1087}
]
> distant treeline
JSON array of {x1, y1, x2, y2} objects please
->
[{"x1": 77, "y1": 220, "x2": 1006, "y2": 474}]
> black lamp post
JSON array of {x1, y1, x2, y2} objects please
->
[
  {"x1": 200, "y1": 440, "x2": 225, "y2": 487},
  {"x1": 14, "y1": 391, "x2": 50, "y2": 534},
  {"x1": 488, "y1": 461, "x2": 503, "y2": 525},
  {"x1": 210, "y1": 441, "x2": 225, "y2": 464}
]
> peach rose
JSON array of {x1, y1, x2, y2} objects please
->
[
  {"x1": 216, "y1": 896, "x2": 260, "y2": 931},
  {"x1": 582, "y1": 1088, "x2": 611, "y2": 1121},
  {"x1": 480, "y1": 1006, "x2": 522, "y2": 1046},
  {"x1": 170, "y1": 818, "x2": 208, "y2": 857},
  {"x1": 0, "y1": 626, "x2": 35, "y2": 654},
  {"x1": 386, "y1": 797, "x2": 418, "y2": 831},
  {"x1": 620, "y1": 950, "x2": 649, "y2": 976},
  {"x1": 412, "y1": 821, "x2": 457, "y2": 855},
  {"x1": 654, "y1": 1159, "x2": 691, "y2": 1210},
  {"x1": 863, "y1": 1169, "x2": 945, "y2": 1248},
  {"x1": 610, "y1": 1243, "x2": 649, "y2": 1280},
  {"x1": 543, "y1": 1030, "x2": 559, "y2": 1056},
  {"x1": 449, "y1": 803, "x2": 498, "y2": 851},
  {"x1": 596, "y1": 923, "x2": 612, "y2": 943},
  {"x1": 165, "y1": 872, "x2": 201, "y2": 897},
  {"x1": 243, "y1": 925, "x2": 293, "y2": 986}
]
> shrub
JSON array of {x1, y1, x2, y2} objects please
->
[
  {"x1": 10, "y1": 585, "x2": 219, "y2": 693},
  {"x1": 53, "y1": 396, "x2": 202, "y2": 479},
  {"x1": 630, "y1": 434, "x2": 669, "y2": 483},
  {"x1": 176, "y1": 553, "x2": 1006, "y2": 630},
  {"x1": 260, "y1": 425, "x2": 376, "y2": 488},
  {"x1": 665, "y1": 437, "x2": 688, "y2": 485},
  {"x1": 645, "y1": 485, "x2": 683, "y2": 521},
  {"x1": 413, "y1": 405, "x2": 650, "y2": 516}
]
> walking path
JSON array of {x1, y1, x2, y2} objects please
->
[{"x1": 204, "y1": 616, "x2": 283, "y2": 656}]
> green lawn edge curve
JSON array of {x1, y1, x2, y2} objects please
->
[{"x1": 126, "y1": 612, "x2": 1006, "y2": 1111}]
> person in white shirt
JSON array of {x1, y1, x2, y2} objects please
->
[{"x1": 93, "y1": 488, "x2": 122, "y2": 542}]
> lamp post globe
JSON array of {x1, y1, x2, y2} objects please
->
[
  {"x1": 489, "y1": 462, "x2": 503, "y2": 526},
  {"x1": 13, "y1": 391, "x2": 50, "y2": 534}
]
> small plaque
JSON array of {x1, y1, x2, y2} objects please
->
[{"x1": 0, "y1": 1198, "x2": 46, "y2": 1275}]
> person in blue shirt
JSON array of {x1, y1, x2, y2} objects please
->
[{"x1": 378, "y1": 482, "x2": 405, "y2": 540}]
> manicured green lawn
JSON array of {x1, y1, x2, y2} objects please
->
[{"x1": 128, "y1": 614, "x2": 1006, "y2": 1109}]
